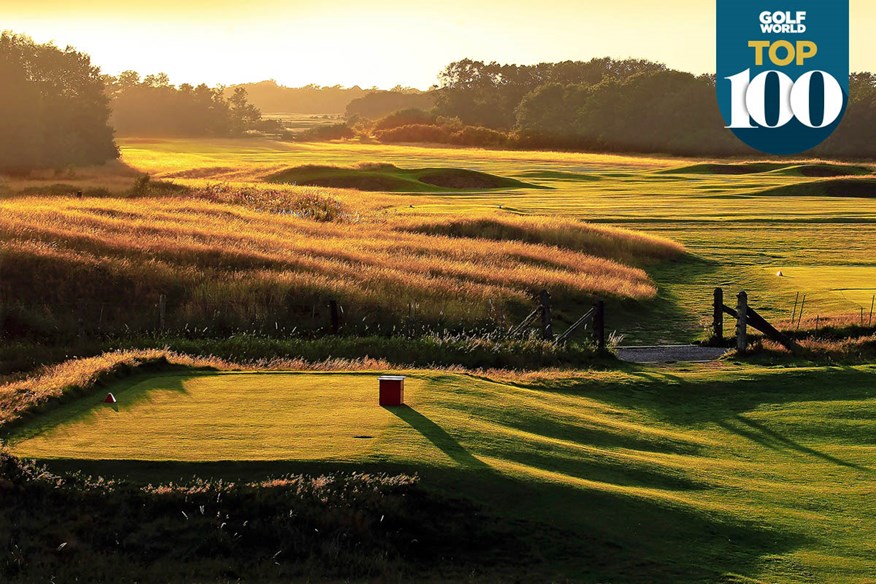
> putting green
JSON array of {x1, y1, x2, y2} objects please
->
[{"x1": 762, "y1": 265, "x2": 876, "y2": 313}]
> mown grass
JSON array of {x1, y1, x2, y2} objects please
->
[
  {"x1": 4, "y1": 357, "x2": 875, "y2": 582},
  {"x1": 758, "y1": 177, "x2": 876, "y2": 198}
]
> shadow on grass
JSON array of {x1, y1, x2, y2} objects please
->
[
  {"x1": 718, "y1": 414, "x2": 873, "y2": 474},
  {"x1": 34, "y1": 457, "x2": 806, "y2": 583},
  {"x1": 606, "y1": 254, "x2": 723, "y2": 345},
  {"x1": 385, "y1": 405, "x2": 489, "y2": 469},
  {"x1": 5, "y1": 373, "x2": 192, "y2": 444},
  {"x1": 542, "y1": 365, "x2": 875, "y2": 474},
  {"x1": 561, "y1": 364, "x2": 874, "y2": 420}
]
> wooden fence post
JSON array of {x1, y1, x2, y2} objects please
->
[
  {"x1": 870, "y1": 295, "x2": 874, "y2": 326},
  {"x1": 159, "y1": 294, "x2": 167, "y2": 332},
  {"x1": 539, "y1": 289, "x2": 554, "y2": 341},
  {"x1": 713, "y1": 287, "x2": 724, "y2": 343},
  {"x1": 328, "y1": 299, "x2": 339, "y2": 334},
  {"x1": 736, "y1": 291, "x2": 748, "y2": 352},
  {"x1": 796, "y1": 294, "x2": 806, "y2": 330},
  {"x1": 594, "y1": 300, "x2": 606, "y2": 353},
  {"x1": 77, "y1": 298, "x2": 86, "y2": 340}
]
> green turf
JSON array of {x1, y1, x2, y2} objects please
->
[{"x1": 9, "y1": 365, "x2": 876, "y2": 582}]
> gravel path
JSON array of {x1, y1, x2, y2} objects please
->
[{"x1": 616, "y1": 345, "x2": 730, "y2": 364}]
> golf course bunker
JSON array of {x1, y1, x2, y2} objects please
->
[
  {"x1": 7, "y1": 372, "x2": 441, "y2": 462},
  {"x1": 266, "y1": 163, "x2": 540, "y2": 192}
]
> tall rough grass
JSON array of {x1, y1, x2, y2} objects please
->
[
  {"x1": 182, "y1": 182, "x2": 355, "y2": 222},
  {"x1": 746, "y1": 334, "x2": 876, "y2": 363},
  {"x1": 0, "y1": 451, "x2": 516, "y2": 582},
  {"x1": 399, "y1": 214, "x2": 686, "y2": 265},
  {"x1": 738, "y1": 313, "x2": 876, "y2": 362},
  {"x1": 0, "y1": 191, "x2": 673, "y2": 339}
]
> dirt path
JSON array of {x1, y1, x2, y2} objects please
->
[{"x1": 617, "y1": 345, "x2": 730, "y2": 364}]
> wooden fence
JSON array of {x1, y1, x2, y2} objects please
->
[
  {"x1": 1, "y1": 289, "x2": 608, "y2": 350},
  {"x1": 510, "y1": 289, "x2": 607, "y2": 352},
  {"x1": 712, "y1": 288, "x2": 798, "y2": 352},
  {"x1": 712, "y1": 287, "x2": 876, "y2": 352}
]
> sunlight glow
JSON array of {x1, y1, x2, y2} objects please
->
[{"x1": 3, "y1": 0, "x2": 875, "y2": 88}]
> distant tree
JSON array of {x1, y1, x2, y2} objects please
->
[
  {"x1": 516, "y1": 70, "x2": 745, "y2": 156},
  {"x1": 0, "y1": 31, "x2": 118, "y2": 172},
  {"x1": 115, "y1": 70, "x2": 142, "y2": 90},
  {"x1": 814, "y1": 73, "x2": 876, "y2": 158},
  {"x1": 228, "y1": 87, "x2": 262, "y2": 135},
  {"x1": 373, "y1": 108, "x2": 437, "y2": 130},
  {"x1": 345, "y1": 91, "x2": 436, "y2": 119},
  {"x1": 435, "y1": 59, "x2": 536, "y2": 128},
  {"x1": 108, "y1": 74, "x2": 261, "y2": 137},
  {"x1": 226, "y1": 81, "x2": 372, "y2": 114},
  {"x1": 143, "y1": 72, "x2": 171, "y2": 88},
  {"x1": 436, "y1": 58, "x2": 671, "y2": 130},
  {"x1": 487, "y1": 57, "x2": 876, "y2": 157},
  {"x1": 516, "y1": 83, "x2": 590, "y2": 147}
]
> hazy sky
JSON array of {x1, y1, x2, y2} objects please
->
[{"x1": 4, "y1": 0, "x2": 875, "y2": 88}]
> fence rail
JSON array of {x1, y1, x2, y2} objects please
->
[
  {"x1": 710, "y1": 287, "x2": 875, "y2": 353},
  {"x1": 1, "y1": 290, "x2": 608, "y2": 348},
  {"x1": 509, "y1": 290, "x2": 607, "y2": 352}
]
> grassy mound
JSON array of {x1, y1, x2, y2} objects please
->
[
  {"x1": 755, "y1": 177, "x2": 876, "y2": 198},
  {"x1": 769, "y1": 163, "x2": 873, "y2": 177},
  {"x1": 660, "y1": 162, "x2": 871, "y2": 176},
  {"x1": 266, "y1": 163, "x2": 540, "y2": 192},
  {"x1": 400, "y1": 215, "x2": 685, "y2": 265},
  {"x1": 659, "y1": 162, "x2": 789, "y2": 175}
]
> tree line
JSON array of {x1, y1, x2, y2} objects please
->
[
  {"x1": 0, "y1": 32, "x2": 118, "y2": 172},
  {"x1": 3, "y1": 32, "x2": 875, "y2": 172},
  {"x1": 430, "y1": 58, "x2": 876, "y2": 158},
  {"x1": 106, "y1": 71, "x2": 266, "y2": 137},
  {"x1": 0, "y1": 32, "x2": 268, "y2": 171}
]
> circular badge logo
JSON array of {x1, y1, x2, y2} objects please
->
[{"x1": 717, "y1": 1, "x2": 850, "y2": 155}]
